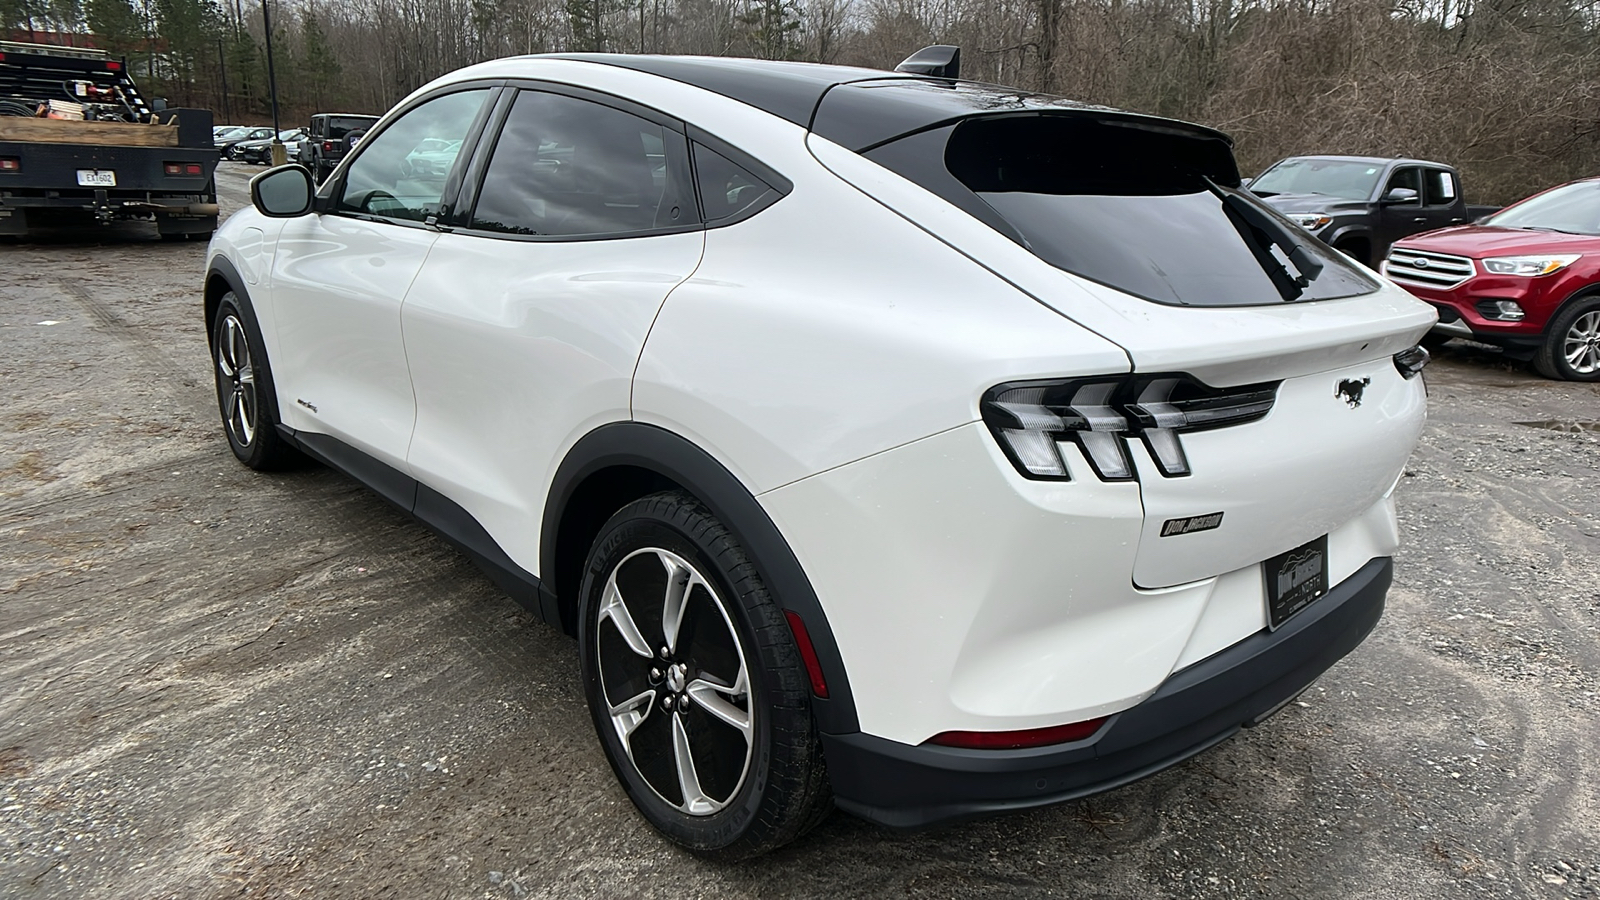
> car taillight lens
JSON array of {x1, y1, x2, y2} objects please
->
[
  {"x1": 0, "y1": 157, "x2": 19, "y2": 172},
  {"x1": 322, "y1": 140, "x2": 333, "y2": 152},
  {"x1": 982, "y1": 375, "x2": 1278, "y2": 482},
  {"x1": 165, "y1": 162, "x2": 204, "y2": 176},
  {"x1": 1393, "y1": 345, "x2": 1430, "y2": 379},
  {"x1": 928, "y1": 717, "x2": 1110, "y2": 750}
]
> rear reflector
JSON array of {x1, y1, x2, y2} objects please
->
[
  {"x1": 0, "y1": 157, "x2": 18, "y2": 172},
  {"x1": 928, "y1": 717, "x2": 1109, "y2": 750},
  {"x1": 783, "y1": 610, "x2": 829, "y2": 699}
]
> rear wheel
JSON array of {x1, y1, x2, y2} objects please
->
[
  {"x1": 1533, "y1": 296, "x2": 1600, "y2": 381},
  {"x1": 578, "y1": 492, "x2": 831, "y2": 860}
]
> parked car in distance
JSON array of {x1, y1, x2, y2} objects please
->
[
  {"x1": 1382, "y1": 176, "x2": 1600, "y2": 381},
  {"x1": 399, "y1": 138, "x2": 462, "y2": 178},
  {"x1": 207, "y1": 49, "x2": 1434, "y2": 858},
  {"x1": 298, "y1": 112, "x2": 379, "y2": 181},
  {"x1": 216, "y1": 125, "x2": 273, "y2": 156},
  {"x1": 234, "y1": 129, "x2": 305, "y2": 164},
  {"x1": 1251, "y1": 155, "x2": 1498, "y2": 267}
]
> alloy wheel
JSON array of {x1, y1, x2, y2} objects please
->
[
  {"x1": 595, "y1": 547, "x2": 753, "y2": 816},
  {"x1": 216, "y1": 314, "x2": 257, "y2": 446},
  {"x1": 1563, "y1": 310, "x2": 1600, "y2": 375}
]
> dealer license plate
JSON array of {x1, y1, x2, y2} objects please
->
[
  {"x1": 1264, "y1": 534, "x2": 1329, "y2": 629},
  {"x1": 76, "y1": 169, "x2": 116, "y2": 187}
]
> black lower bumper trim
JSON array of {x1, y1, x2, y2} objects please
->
[{"x1": 822, "y1": 557, "x2": 1392, "y2": 830}]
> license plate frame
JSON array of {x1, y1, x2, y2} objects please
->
[
  {"x1": 76, "y1": 169, "x2": 116, "y2": 187},
  {"x1": 1264, "y1": 534, "x2": 1329, "y2": 630}
]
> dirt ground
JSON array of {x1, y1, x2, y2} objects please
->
[{"x1": 2, "y1": 163, "x2": 1598, "y2": 899}]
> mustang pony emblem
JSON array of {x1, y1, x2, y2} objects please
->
[{"x1": 1336, "y1": 377, "x2": 1371, "y2": 408}]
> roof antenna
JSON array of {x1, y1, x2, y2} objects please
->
[{"x1": 894, "y1": 45, "x2": 961, "y2": 79}]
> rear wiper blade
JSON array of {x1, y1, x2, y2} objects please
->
[{"x1": 1204, "y1": 178, "x2": 1324, "y2": 301}]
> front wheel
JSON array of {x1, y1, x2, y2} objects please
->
[
  {"x1": 577, "y1": 492, "x2": 831, "y2": 860},
  {"x1": 1533, "y1": 296, "x2": 1600, "y2": 381},
  {"x1": 211, "y1": 293, "x2": 299, "y2": 469}
]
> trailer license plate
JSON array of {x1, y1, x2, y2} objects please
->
[
  {"x1": 76, "y1": 169, "x2": 116, "y2": 187},
  {"x1": 1264, "y1": 534, "x2": 1328, "y2": 629}
]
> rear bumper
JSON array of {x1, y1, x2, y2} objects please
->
[{"x1": 822, "y1": 556, "x2": 1391, "y2": 831}]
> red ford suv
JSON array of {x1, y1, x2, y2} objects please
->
[{"x1": 1382, "y1": 177, "x2": 1600, "y2": 381}]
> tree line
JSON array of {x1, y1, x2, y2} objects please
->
[{"x1": 5, "y1": 0, "x2": 1597, "y2": 201}]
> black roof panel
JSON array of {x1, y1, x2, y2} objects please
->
[
  {"x1": 548, "y1": 53, "x2": 1233, "y2": 155},
  {"x1": 550, "y1": 54, "x2": 911, "y2": 127}
]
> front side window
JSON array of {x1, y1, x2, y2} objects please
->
[
  {"x1": 469, "y1": 90, "x2": 691, "y2": 237},
  {"x1": 338, "y1": 89, "x2": 489, "y2": 223},
  {"x1": 1384, "y1": 167, "x2": 1421, "y2": 203}
]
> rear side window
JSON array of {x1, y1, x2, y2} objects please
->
[
  {"x1": 692, "y1": 143, "x2": 776, "y2": 223},
  {"x1": 470, "y1": 90, "x2": 693, "y2": 237},
  {"x1": 1424, "y1": 169, "x2": 1456, "y2": 205},
  {"x1": 873, "y1": 115, "x2": 1378, "y2": 307}
]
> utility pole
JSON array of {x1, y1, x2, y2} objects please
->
[
  {"x1": 217, "y1": 39, "x2": 232, "y2": 125},
  {"x1": 261, "y1": 0, "x2": 286, "y2": 165}
]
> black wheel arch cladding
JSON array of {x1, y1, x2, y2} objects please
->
[{"x1": 544, "y1": 422, "x2": 859, "y2": 734}]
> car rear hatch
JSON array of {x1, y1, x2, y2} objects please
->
[{"x1": 808, "y1": 81, "x2": 1434, "y2": 588}]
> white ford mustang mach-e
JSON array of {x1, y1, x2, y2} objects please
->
[{"x1": 204, "y1": 47, "x2": 1435, "y2": 858}]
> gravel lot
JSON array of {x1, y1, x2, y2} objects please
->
[{"x1": 2, "y1": 162, "x2": 1598, "y2": 899}]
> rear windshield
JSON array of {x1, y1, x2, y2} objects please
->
[
  {"x1": 328, "y1": 116, "x2": 378, "y2": 139},
  {"x1": 869, "y1": 115, "x2": 1377, "y2": 307}
]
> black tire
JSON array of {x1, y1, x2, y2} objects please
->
[
  {"x1": 577, "y1": 492, "x2": 831, "y2": 860},
  {"x1": 210, "y1": 293, "x2": 299, "y2": 469},
  {"x1": 1334, "y1": 239, "x2": 1372, "y2": 268},
  {"x1": 1533, "y1": 295, "x2": 1600, "y2": 381}
]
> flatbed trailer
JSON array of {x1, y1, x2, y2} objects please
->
[{"x1": 0, "y1": 40, "x2": 219, "y2": 239}]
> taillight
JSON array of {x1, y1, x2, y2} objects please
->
[
  {"x1": 982, "y1": 375, "x2": 1278, "y2": 482},
  {"x1": 928, "y1": 717, "x2": 1109, "y2": 750},
  {"x1": 163, "y1": 162, "x2": 181, "y2": 175},
  {"x1": 1393, "y1": 345, "x2": 1430, "y2": 379},
  {"x1": 0, "y1": 157, "x2": 19, "y2": 172},
  {"x1": 322, "y1": 140, "x2": 333, "y2": 152},
  {"x1": 185, "y1": 163, "x2": 202, "y2": 175},
  {"x1": 106, "y1": 60, "x2": 122, "y2": 71},
  {"x1": 164, "y1": 162, "x2": 204, "y2": 176}
]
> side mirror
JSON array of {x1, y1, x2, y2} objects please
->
[
  {"x1": 1380, "y1": 187, "x2": 1420, "y2": 206},
  {"x1": 251, "y1": 164, "x2": 314, "y2": 218}
]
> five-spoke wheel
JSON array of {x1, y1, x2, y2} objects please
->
[
  {"x1": 578, "y1": 492, "x2": 832, "y2": 859},
  {"x1": 596, "y1": 547, "x2": 754, "y2": 816},
  {"x1": 210, "y1": 292, "x2": 297, "y2": 469}
]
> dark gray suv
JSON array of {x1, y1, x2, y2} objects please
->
[{"x1": 297, "y1": 112, "x2": 379, "y2": 182}]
